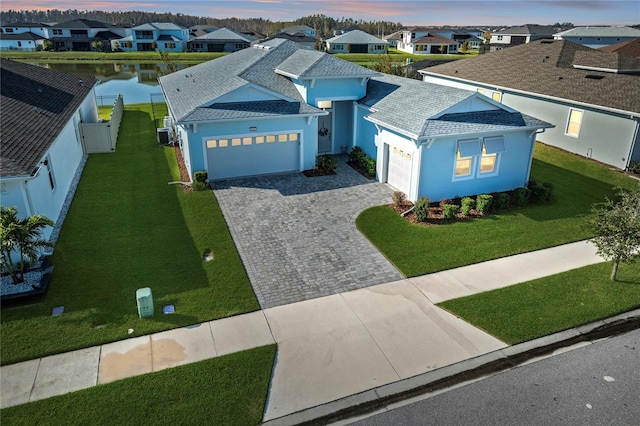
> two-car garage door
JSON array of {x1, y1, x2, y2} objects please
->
[{"x1": 205, "y1": 133, "x2": 300, "y2": 180}]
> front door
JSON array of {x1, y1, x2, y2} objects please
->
[{"x1": 318, "y1": 113, "x2": 332, "y2": 153}]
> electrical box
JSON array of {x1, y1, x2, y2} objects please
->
[{"x1": 136, "y1": 287, "x2": 154, "y2": 318}]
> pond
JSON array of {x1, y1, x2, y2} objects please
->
[{"x1": 33, "y1": 62, "x2": 195, "y2": 105}]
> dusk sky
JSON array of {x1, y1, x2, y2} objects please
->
[{"x1": 1, "y1": 1, "x2": 639, "y2": 26}]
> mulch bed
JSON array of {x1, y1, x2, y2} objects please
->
[
  {"x1": 390, "y1": 202, "x2": 484, "y2": 226},
  {"x1": 174, "y1": 145, "x2": 193, "y2": 192},
  {"x1": 346, "y1": 161, "x2": 375, "y2": 180}
]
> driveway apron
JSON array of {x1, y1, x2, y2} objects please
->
[{"x1": 213, "y1": 158, "x2": 404, "y2": 309}]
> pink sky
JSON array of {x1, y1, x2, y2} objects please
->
[{"x1": 1, "y1": 1, "x2": 638, "y2": 26}]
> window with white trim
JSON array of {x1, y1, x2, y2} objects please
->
[
  {"x1": 45, "y1": 156, "x2": 56, "y2": 190},
  {"x1": 492, "y1": 91, "x2": 502, "y2": 102},
  {"x1": 565, "y1": 109, "x2": 583, "y2": 137},
  {"x1": 206, "y1": 133, "x2": 300, "y2": 148},
  {"x1": 454, "y1": 137, "x2": 505, "y2": 179},
  {"x1": 455, "y1": 139, "x2": 480, "y2": 177},
  {"x1": 479, "y1": 137, "x2": 505, "y2": 175}
]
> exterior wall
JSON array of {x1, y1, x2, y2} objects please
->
[
  {"x1": 303, "y1": 78, "x2": 368, "y2": 106},
  {"x1": 2, "y1": 26, "x2": 48, "y2": 37},
  {"x1": 0, "y1": 180, "x2": 29, "y2": 217},
  {"x1": 354, "y1": 104, "x2": 378, "y2": 159},
  {"x1": 327, "y1": 42, "x2": 386, "y2": 54},
  {"x1": 0, "y1": 38, "x2": 42, "y2": 51},
  {"x1": 562, "y1": 35, "x2": 635, "y2": 49},
  {"x1": 331, "y1": 101, "x2": 354, "y2": 154},
  {"x1": 183, "y1": 115, "x2": 318, "y2": 179},
  {"x1": 422, "y1": 74, "x2": 639, "y2": 169},
  {"x1": 418, "y1": 131, "x2": 535, "y2": 202}
]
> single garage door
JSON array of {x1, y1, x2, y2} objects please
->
[
  {"x1": 387, "y1": 145, "x2": 412, "y2": 195},
  {"x1": 206, "y1": 132, "x2": 299, "y2": 180}
]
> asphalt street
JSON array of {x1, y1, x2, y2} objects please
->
[{"x1": 348, "y1": 328, "x2": 640, "y2": 426}]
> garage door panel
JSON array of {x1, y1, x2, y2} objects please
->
[
  {"x1": 387, "y1": 145, "x2": 411, "y2": 195},
  {"x1": 207, "y1": 134, "x2": 299, "y2": 180}
]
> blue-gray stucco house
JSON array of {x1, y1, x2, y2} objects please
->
[{"x1": 159, "y1": 39, "x2": 552, "y2": 202}]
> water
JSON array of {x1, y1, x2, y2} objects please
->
[{"x1": 34, "y1": 62, "x2": 194, "y2": 105}]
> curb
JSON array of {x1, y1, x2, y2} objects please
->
[{"x1": 261, "y1": 309, "x2": 640, "y2": 426}]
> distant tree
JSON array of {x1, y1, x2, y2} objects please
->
[
  {"x1": 91, "y1": 40, "x2": 103, "y2": 52},
  {"x1": 159, "y1": 51, "x2": 177, "y2": 74},
  {"x1": 553, "y1": 22, "x2": 574, "y2": 28},
  {"x1": 482, "y1": 31, "x2": 491, "y2": 43},
  {"x1": 42, "y1": 40, "x2": 53, "y2": 51},
  {"x1": 371, "y1": 54, "x2": 405, "y2": 76},
  {"x1": 460, "y1": 41, "x2": 470, "y2": 53},
  {"x1": 588, "y1": 186, "x2": 640, "y2": 280},
  {"x1": 437, "y1": 44, "x2": 446, "y2": 54}
]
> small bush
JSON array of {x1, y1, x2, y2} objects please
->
[
  {"x1": 495, "y1": 192, "x2": 511, "y2": 210},
  {"x1": 628, "y1": 161, "x2": 640, "y2": 174},
  {"x1": 315, "y1": 154, "x2": 337, "y2": 174},
  {"x1": 364, "y1": 157, "x2": 376, "y2": 176},
  {"x1": 442, "y1": 204, "x2": 458, "y2": 220},
  {"x1": 513, "y1": 187, "x2": 531, "y2": 207},
  {"x1": 414, "y1": 196, "x2": 430, "y2": 222},
  {"x1": 194, "y1": 170, "x2": 208, "y2": 183},
  {"x1": 476, "y1": 194, "x2": 493, "y2": 214},
  {"x1": 439, "y1": 198, "x2": 451, "y2": 208},
  {"x1": 460, "y1": 197, "x2": 475, "y2": 215},
  {"x1": 349, "y1": 146, "x2": 366, "y2": 165},
  {"x1": 192, "y1": 181, "x2": 210, "y2": 191},
  {"x1": 542, "y1": 182, "x2": 555, "y2": 203},
  {"x1": 392, "y1": 191, "x2": 407, "y2": 207},
  {"x1": 528, "y1": 180, "x2": 554, "y2": 204}
]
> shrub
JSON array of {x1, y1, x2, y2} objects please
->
[
  {"x1": 349, "y1": 146, "x2": 366, "y2": 165},
  {"x1": 495, "y1": 192, "x2": 511, "y2": 210},
  {"x1": 542, "y1": 182, "x2": 555, "y2": 203},
  {"x1": 513, "y1": 187, "x2": 531, "y2": 207},
  {"x1": 315, "y1": 154, "x2": 337, "y2": 174},
  {"x1": 528, "y1": 180, "x2": 554, "y2": 204},
  {"x1": 392, "y1": 191, "x2": 407, "y2": 207},
  {"x1": 192, "y1": 181, "x2": 210, "y2": 191},
  {"x1": 413, "y1": 196, "x2": 430, "y2": 222},
  {"x1": 460, "y1": 197, "x2": 475, "y2": 215},
  {"x1": 364, "y1": 157, "x2": 376, "y2": 176},
  {"x1": 442, "y1": 204, "x2": 458, "y2": 220},
  {"x1": 629, "y1": 161, "x2": 640, "y2": 174},
  {"x1": 476, "y1": 194, "x2": 493, "y2": 214},
  {"x1": 194, "y1": 170, "x2": 208, "y2": 183}
]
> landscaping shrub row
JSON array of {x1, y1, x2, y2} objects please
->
[
  {"x1": 395, "y1": 180, "x2": 555, "y2": 223},
  {"x1": 348, "y1": 146, "x2": 376, "y2": 179}
]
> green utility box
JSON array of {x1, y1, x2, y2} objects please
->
[{"x1": 136, "y1": 287, "x2": 154, "y2": 318}]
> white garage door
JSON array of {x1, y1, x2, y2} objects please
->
[
  {"x1": 205, "y1": 133, "x2": 299, "y2": 180},
  {"x1": 387, "y1": 145, "x2": 412, "y2": 195}
]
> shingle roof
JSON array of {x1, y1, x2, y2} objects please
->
[
  {"x1": 265, "y1": 32, "x2": 316, "y2": 43},
  {"x1": 134, "y1": 22, "x2": 186, "y2": 31},
  {"x1": 0, "y1": 31, "x2": 44, "y2": 40},
  {"x1": 326, "y1": 30, "x2": 387, "y2": 45},
  {"x1": 193, "y1": 27, "x2": 256, "y2": 42},
  {"x1": 0, "y1": 59, "x2": 96, "y2": 177},
  {"x1": 275, "y1": 49, "x2": 380, "y2": 79},
  {"x1": 159, "y1": 39, "x2": 324, "y2": 123},
  {"x1": 413, "y1": 33, "x2": 456, "y2": 44},
  {"x1": 360, "y1": 74, "x2": 551, "y2": 139},
  {"x1": 52, "y1": 19, "x2": 110, "y2": 29},
  {"x1": 495, "y1": 24, "x2": 556, "y2": 36},
  {"x1": 180, "y1": 100, "x2": 321, "y2": 122},
  {"x1": 281, "y1": 25, "x2": 314, "y2": 35},
  {"x1": 599, "y1": 38, "x2": 640, "y2": 58},
  {"x1": 423, "y1": 39, "x2": 640, "y2": 114},
  {"x1": 555, "y1": 26, "x2": 640, "y2": 38},
  {"x1": 1, "y1": 22, "x2": 50, "y2": 28}
]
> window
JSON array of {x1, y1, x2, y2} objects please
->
[
  {"x1": 455, "y1": 140, "x2": 480, "y2": 177},
  {"x1": 278, "y1": 134, "x2": 288, "y2": 142},
  {"x1": 231, "y1": 138, "x2": 241, "y2": 146},
  {"x1": 165, "y1": 42, "x2": 176, "y2": 49},
  {"x1": 454, "y1": 138, "x2": 504, "y2": 179},
  {"x1": 255, "y1": 136, "x2": 264, "y2": 144},
  {"x1": 5, "y1": 28, "x2": 13, "y2": 33},
  {"x1": 565, "y1": 109, "x2": 583, "y2": 137},
  {"x1": 45, "y1": 157, "x2": 56, "y2": 190},
  {"x1": 218, "y1": 139, "x2": 229, "y2": 147},
  {"x1": 492, "y1": 91, "x2": 502, "y2": 102},
  {"x1": 476, "y1": 88, "x2": 485, "y2": 94},
  {"x1": 53, "y1": 29, "x2": 63, "y2": 35},
  {"x1": 266, "y1": 135, "x2": 276, "y2": 143},
  {"x1": 206, "y1": 139, "x2": 216, "y2": 148},
  {"x1": 497, "y1": 35, "x2": 503, "y2": 41},
  {"x1": 17, "y1": 41, "x2": 22, "y2": 47},
  {"x1": 242, "y1": 137, "x2": 252, "y2": 145}
]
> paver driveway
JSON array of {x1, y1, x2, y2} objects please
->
[{"x1": 213, "y1": 158, "x2": 404, "y2": 309}]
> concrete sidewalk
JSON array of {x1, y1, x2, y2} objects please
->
[{"x1": 0, "y1": 240, "x2": 608, "y2": 415}]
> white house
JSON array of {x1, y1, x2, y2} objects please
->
[
  {"x1": 0, "y1": 59, "x2": 99, "y2": 240},
  {"x1": 421, "y1": 39, "x2": 640, "y2": 171},
  {"x1": 113, "y1": 23, "x2": 189, "y2": 52},
  {"x1": 396, "y1": 27, "x2": 458, "y2": 54},
  {"x1": 45, "y1": 18, "x2": 126, "y2": 51}
]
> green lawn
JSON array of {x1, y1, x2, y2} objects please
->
[
  {"x1": 0, "y1": 104, "x2": 259, "y2": 365},
  {"x1": 357, "y1": 143, "x2": 638, "y2": 277},
  {"x1": 1, "y1": 345, "x2": 276, "y2": 425},
  {"x1": 439, "y1": 261, "x2": 640, "y2": 344}
]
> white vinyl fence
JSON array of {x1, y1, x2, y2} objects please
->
[{"x1": 81, "y1": 94, "x2": 124, "y2": 153}]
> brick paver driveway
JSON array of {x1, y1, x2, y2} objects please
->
[{"x1": 213, "y1": 158, "x2": 404, "y2": 309}]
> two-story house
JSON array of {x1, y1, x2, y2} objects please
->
[
  {"x1": 488, "y1": 24, "x2": 555, "y2": 52},
  {"x1": 46, "y1": 19, "x2": 126, "y2": 51},
  {"x1": 113, "y1": 23, "x2": 189, "y2": 52},
  {"x1": 553, "y1": 26, "x2": 640, "y2": 49},
  {"x1": 396, "y1": 27, "x2": 459, "y2": 55},
  {"x1": 0, "y1": 22, "x2": 47, "y2": 51}
]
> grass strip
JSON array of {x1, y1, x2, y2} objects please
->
[{"x1": 1, "y1": 345, "x2": 276, "y2": 426}]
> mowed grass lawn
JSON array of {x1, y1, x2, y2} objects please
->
[
  {"x1": 1, "y1": 104, "x2": 259, "y2": 365},
  {"x1": 357, "y1": 143, "x2": 638, "y2": 277},
  {"x1": 1, "y1": 345, "x2": 276, "y2": 425}
]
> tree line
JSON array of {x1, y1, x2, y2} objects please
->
[{"x1": 0, "y1": 9, "x2": 403, "y2": 39}]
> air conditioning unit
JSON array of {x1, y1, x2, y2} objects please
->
[{"x1": 157, "y1": 127, "x2": 172, "y2": 145}]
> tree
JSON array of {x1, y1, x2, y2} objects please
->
[
  {"x1": 0, "y1": 206, "x2": 53, "y2": 284},
  {"x1": 370, "y1": 54, "x2": 405, "y2": 76},
  {"x1": 158, "y1": 50, "x2": 177, "y2": 74},
  {"x1": 460, "y1": 41, "x2": 470, "y2": 53},
  {"x1": 91, "y1": 40, "x2": 103, "y2": 52},
  {"x1": 588, "y1": 186, "x2": 640, "y2": 280}
]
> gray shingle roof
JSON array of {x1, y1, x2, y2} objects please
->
[
  {"x1": 413, "y1": 34, "x2": 456, "y2": 44},
  {"x1": 0, "y1": 32, "x2": 44, "y2": 40},
  {"x1": 193, "y1": 27, "x2": 256, "y2": 42},
  {"x1": 159, "y1": 40, "x2": 324, "y2": 123},
  {"x1": 495, "y1": 24, "x2": 556, "y2": 36},
  {"x1": 361, "y1": 74, "x2": 551, "y2": 138},
  {"x1": 0, "y1": 59, "x2": 96, "y2": 177},
  {"x1": 555, "y1": 26, "x2": 640, "y2": 38},
  {"x1": 326, "y1": 30, "x2": 387, "y2": 45},
  {"x1": 275, "y1": 49, "x2": 380, "y2": 79},
  {"x1": 134, "y1": 23, "x2": 186, "y2": 31},
  {"x1": 423, "y1": 39, "x2": 640, "y2": 114},
  {"x1": 52, "y1": 19, "x2": 110, "y2": 29},
  {"x1": 180, "y1": 100, "x2": 320, "y2": 122}
]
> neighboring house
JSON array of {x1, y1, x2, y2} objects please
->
[
  {"x1": 281, "y1": 25, "x2": 316, "y2": 38},
  {"x1": 1, "y1": 21, "x2": 50, "y2": 38},
  {"x1": 0, "y1": 59, "x2": 99, "y2": 241},
  {"x1": 188, "y1": 28, "x2": 256, "y2": 52},
  {"x1": 0, "y1": 32, "x2": 45, "y2": 51},
  {"x1": 396, "y1": 27, "x2": 459, "y2": 54},
  {"x1": 158, "y1": 39, "x2": 551, "y2": 202},
  {"x1": 421, "y1": 39, "x2": 640, "y2": 171},
  {"x1": 488, "y1": 24, "x2": 555, "y2": 51},
  {"x1": 325, "y1": 30, "x2": 387, "y2": 54},
  {"x1": 382, "y1": 30, "x2": 402, "y2": 47},
  {"x1": 189, "y1": 24, "x2": 217, "y2": 37},
  {"x1": 554, "y1": 26, "x2": 640, "y2": 49},
  {"x1": 113, "y1": 23, "x2": 189, "y2": 52},
  {"x1": 45, "y1": 19, "x2": 126, "y2": 51},
  {"x1": 452, "y1": 32, "x2": 484, "y2": 49},
  {"x1": 264, "y1": 31, "x2": 317, "y2": 49},
  {"x1": 599, "y1": 37, "x2": 640, "y2": 58}
]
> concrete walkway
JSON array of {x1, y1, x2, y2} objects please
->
[{"x1": 0, "y1": 241, "x2": 607, "y2": 415}]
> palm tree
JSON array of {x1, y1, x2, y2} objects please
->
[{"x1": 1, "y1": 206, "x2": 54, "y2": 284}]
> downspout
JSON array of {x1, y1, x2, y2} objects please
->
[{"x1": 626, "y1": 118, "x2": 640, "y2": 171}]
